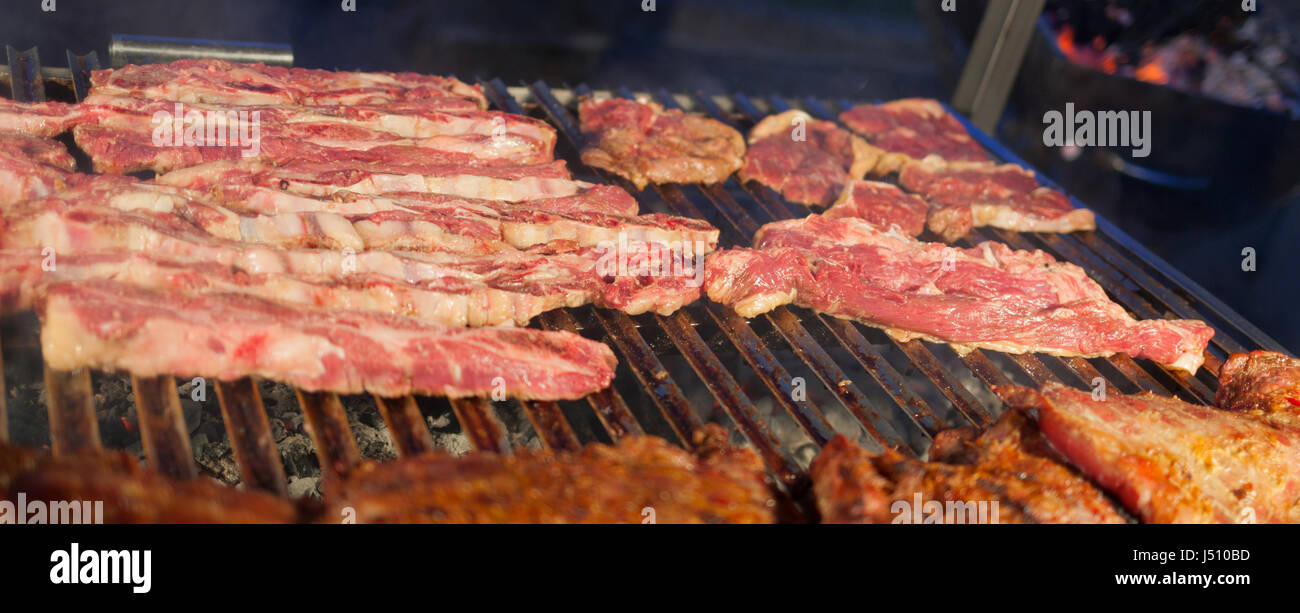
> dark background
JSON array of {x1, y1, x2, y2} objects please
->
[{"x1": 1, "y1": 0, "x2": 1295, "y2": 352}]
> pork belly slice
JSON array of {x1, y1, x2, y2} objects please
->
[
  {"x1": 900, "y1": 156, "x2": 1096, "y2": 242},
  {"x1": 839, "y1": 98, "x2": 989, "y2": 174},
  {"x1": 738, "y1": 110, "x2": 880, "y2": 207},
  {"x1": 0, "y1": 133, "x2": 78, "y2": 208},
  {"x1": 824, "y1": 180, "x2": 929, "y2": 237},
  {"x1": 73, "y1": 96, "x2": 557, "y2": 173},
  {"x1": 1215, "y1": 351, "x2": 1300, "y2": 430},
  {"x1": 157, "y1": 159, "x2": 582, "y2": 202},
  {"x1": 324, "y1": 425, "x2": 773, "y2": 523},
  {"x1": 0, "y1": 98, "x2": 87, "y2": 137},
  {"x1": 704, "y1": 215, "x2": 1213, "y2": 372},
  {"x1": 1, "y1": 442, "x2": 298, "y2": 523},
  {"x1": 90, "y1": 58, "x2": 487, "y2": 108},
  {"x1": 810, "y1": 410, "x2": 1125, "y2": 524},
  {"x1": 578, "y1": 97, "x2": 745, "y2": 190},
  {"x1": 40, "y1": 279, "x2": 617, "y2": 399},
  {"x1": 1000, "y1": 383, "x2": 1300, "y2": 523},
  {"x1": 1, "y1": 202, "x2": 705, "y2": 322}
]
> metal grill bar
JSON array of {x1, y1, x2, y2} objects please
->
[
  {"x1": 65, "y1": 50, "x2": 99, "y2": 101},
  {"x1": 517, "y1": 400, "x2": 582, "y2": 452},
  {"x1": 658, "y1": 311, "x2": 802, "y2": 482},
  {"x1": 373, "y1": 396, "x2": 435, "y2": 457},
  {"x1": 214, "y1": 379, "x2": 288, "y2": 495},
  {"x1": 295, "y1": 391, "x2": 361, "y2": 481},
  {"x1": 6, "y1": 46, "x2": 45, "y2": 102},
  {"x1": 448, "y1": 398, "x2": 510, "y2": 453},
  {"x1": 43, "y1": 367, "x2": 100, "y2": 456},
  {"x1": 538, "y1": 310, "x2": 644, "y2": 440},
  {"x1": 130, "y1": 375, "x2": 197, "y2": 480}
]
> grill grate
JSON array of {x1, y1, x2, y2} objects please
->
[{"x1": 1, "y1": 51, "x2": 1288, "y2": 517}]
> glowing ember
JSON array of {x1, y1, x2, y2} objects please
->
[{"x1": 1134, "y1": 61, "x2": 1170, "y2": 85}]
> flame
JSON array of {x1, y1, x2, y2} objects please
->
[{"x1": 120, "y1": 416, "x2": 134, "y2": 433}]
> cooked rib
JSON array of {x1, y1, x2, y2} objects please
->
[
  {"x1": 810, "y1": 410, "x2": 1126, "y2": 523},
  {"x1": 704, "y1": 214, "x2": 1214, "y2": 372},
  {"x1": 90, "y1": 58, "x2": 487, "y2": 108},
  {"x1": 738, "y1": 110, "x2": 879, "y2": 207},
  {"x1": 1000, "y1": 383, "x2": 1300, "y2": 523},
  {"x1": 40, "y1": 279, "x2": 618, "y2": 399},
  {"x1": 1, "y1": 443, "x2": 298, "y2": 523},
  {"x1": 173, "y1": 177, "x2": 719, "y2": 252},
  {"x1": 838, "y1": 98, "x2": 989, "y2": 173},
  {"x1": 578, "y1": 97, "x2": 745, "y2": 190},
  {"x1": 1, "y1": 200, "x2": 705, "y2": 321},
  {"x1": 899, "y1": 157, "x2": 1096, "y2": 242},
  {"x1": 39, "y1": 175, "x2": 372, "y2": 251},
  {"x1": 0, "y1": 99, "x2": 85, "y2": 137},
  {"x1": 72, "y1": 95, "x2": 557, "y2": 173},
  {"x1": 824, "y1": 180, "x2": 929, "y2": 237},
  {"x1": 0, "y1": 133, "x2": 77, "y2": 207},
  {"x1": 0, "y1": 250, "x2": 551, "y2": 327},
  {"x1": 1215, "y1": 351, "x2": 1300, "y2": 430},
  {"x1": 324, "y1": 425, "x2": 774, "y2": 523},
  {"x1": 157, "y1": 159, "x2": 583, "y2": 202}
]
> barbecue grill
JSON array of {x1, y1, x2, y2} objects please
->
[{"x1": 0, "y1": 45, "x2": 1287, "y2": 520}]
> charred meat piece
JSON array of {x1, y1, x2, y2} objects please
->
[
  {"x1": 838, "y1": 98, "x2": 988, "y2": 173},
  {"x1": 0, "y1": 443, "x2": 298, "y2": 523},
  {"x1": 90, "y1": 58, "x2": 487, "y2": 108},
  {"x1": 738, "y1": 110, "x2": 879, "y2": 207},
  {"x1": 39, "y1": 280, "x2": 618, "y2": 400},
  {"x1": 824, "y1": 180, "x2": 929, "y2": 237},
  {"x1": 324, "y1": 426, "x2": 774, "y2": 523},
  {"x1": 1001, "y1": 382, "x2": 1300, "y2": 524},
  {"x1": 578, "y1": 97, "x2": 745, "y2": 190},
  {"x1": 809, "y1": 410, "x2": 1126, "y2": 524},
  {"x1": 899, "y1": 157, "x2": 1096, "y2": 242},
  {"x1": 1215, "y1": 351, "x2": 1300, "y2": 430},
  {"x1": 704, "y1": 214, "x2": 1213, "y2": 373}
]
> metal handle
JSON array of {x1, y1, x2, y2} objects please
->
[{"x1": 109, "y1": 34, "x2": 293, "y2": 68}]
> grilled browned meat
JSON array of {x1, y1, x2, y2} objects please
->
[
  {"x1": 809, "y1": 410, "x2": 1126, "y2": 524},
  {"x1": 0, "y1": 442, "x2": 299, "y2": 523},
  {"x1": 324, "y1": 426, "x2": 775, "y2": 523},
  {"x1": 1216, "y1": 351, "x2": 1300, "y2": 429},
  {"x1": 578, "y1": 97, "x2": 745, "y2": 190},
  {"x1": 1002, "y1": 382, "x2": 1300, "y2": 523}
]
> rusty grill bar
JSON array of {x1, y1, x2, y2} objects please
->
[{"x1": 0, "y1": 50, "x2": 1289, "y2": 517}]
